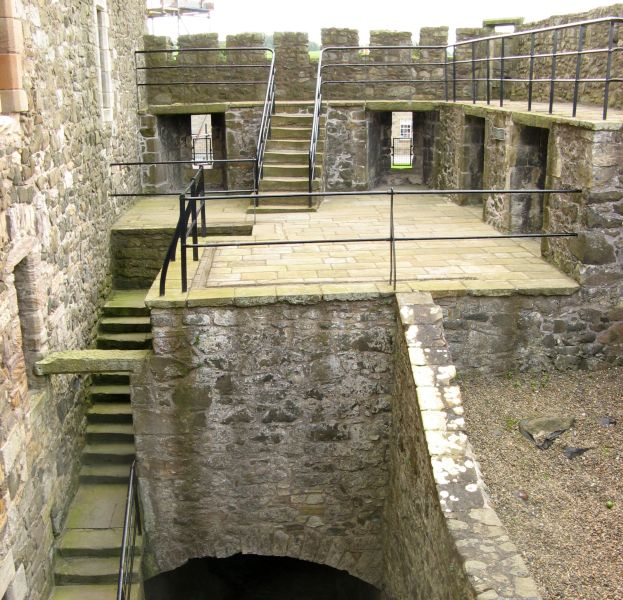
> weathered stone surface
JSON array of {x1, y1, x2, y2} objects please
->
[
  {"x1": 518, "y1": 416, "x2": 575, "y2": 449},
  {"x1": 133, "y1": 300, "x2": 395, "y2": 587},
  {"x1": 34, "y1": 350, "x2": 151, "y2": 375}
]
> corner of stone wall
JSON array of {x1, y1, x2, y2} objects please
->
[{"x1": 395, "y1": 291, "x2": 541, "y2": 600}]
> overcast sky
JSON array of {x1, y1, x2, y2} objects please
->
[{"x1": 148, "y1": 0, "x2": 619, "y2": 43}]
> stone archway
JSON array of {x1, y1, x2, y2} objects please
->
[{"x1": 143, "y1": 554, "x2": 381, "y2": 600}]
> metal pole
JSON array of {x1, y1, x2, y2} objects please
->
[
  {"x1": 452, "y1": 45, "x2": 457, "y2": 102},
  {"x1": 572, "y1": 25, "x2": 586, "y2": 117},
  {"x1": 486, "y1": 40, "x2": 491, "y2": 104},
  {"x1": 389, "y1": 187, "x2": 396, "y2": 288},
  {"x1": 191, "y1": 196, "x2": 199, "y2": 262},
  {"x1": 180, "y1": 195, "x2": 187, "y2": 292},
  {"x1": 549, "y1": 29, "x2": 558, "y2": 114},
  {"x1": 499, "y1": 38, "x2": 505, "y2": 107},
  {"x1": 444, "y1": 46, "x2": 449, "y2": 101},
  {"x1": 528, "y1": 33, "x2": 535, "y2": 112},
  {"x1": 603, "y1": 20, "x2": 615, "y2": 120},
  {"x1": 471, "y1": 42, "x2": 477, "y2": 103}
]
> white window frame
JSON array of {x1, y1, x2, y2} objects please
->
[
  {"x1": 94, "y1": 0, "x2": 113, "y2": 122},
  {"x1": 399, "y1": 119, "x2": 412, "y2": 139}
]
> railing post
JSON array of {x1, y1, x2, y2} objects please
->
[
  {"x1": 528, "y1": 33, "x2": 535, "y2": 112},
  {"x1": 603, "y1": 20, "x2": 615, "y2": 120},
  {"x1": 499, "y1": 37, "x2": 505, "y2": 107},
  {"x1": 444, "y1": 47, "x2": 449, "y2": 102},
  {"x1": 389, "y1": 187, "x2": 396, "y2": 288},
  {"x1": 572, "y1": 24, "x2": 586, "y2": 118},
  {"x1": 485, "y1": 39, "x2": 491, "y2": 104},
  {"x1": 191, "y1": 195, "x2": 199, "y2": 262},
  {"x1": 471, "y1": 42, "x2": 477, "y2": 103},
  {"x1": 549, "y1": 29, "x2": 558, "y2": 114},
  {"x1": 452, "y1": 45, "x2": 457, "y2": 102},
  {"x1": 180, "y1": 194, "x2": 188, "y2": 293}
]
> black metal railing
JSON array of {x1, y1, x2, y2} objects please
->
[
  {"x1": 117, "y1": 460, "x2": 141, "y2": 600},
  {"x1": 255, "y1": 51, "x2": 277, "y2": 193},
  {"x1": 391, "y1": 137, "x2": 414, "y2": 167},
  {"x1": 159, "y1": 187, "x2": 581, "y2": 296},
  {"x1": 308, "y1": 17, "x2": 623, "y2": 192},
  {"x1": 134, "y1": 47, "x2": 274, "y2": 108}
]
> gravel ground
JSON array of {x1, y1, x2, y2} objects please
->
[{"x1": 460, "y1": 367, "x2": 623, "y2": 600}]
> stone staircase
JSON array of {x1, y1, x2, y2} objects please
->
[
  {"x1": 50, "y1": 290, "x2": 149, "y2": 600},
  {"x1": 257, "y1": 102, "x2": 325, "y2": 210}
]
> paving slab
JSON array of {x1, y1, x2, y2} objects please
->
[{"x1": 65, "y1": 484, "x2": 127, "y2": 530}]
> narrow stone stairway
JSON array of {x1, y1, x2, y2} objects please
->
[
  {"x1": 258, "y1": 102, "x2": 325, "y2": 210},
  {"x1": 50, "y1": 290, "x2": 149, "y2": 600}
]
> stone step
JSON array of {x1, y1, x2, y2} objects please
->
[
  {"x1": 274, "y1": 102, "x2": 314, "y2": 114},
  {"x1": 79, "y1": 463, "x2": 132, "y2": 484},
  {"x1": 89, "y1": 385, "x2": 131, "y2": 402},
  {"x1": 260, "y1": 177, "x2": 312, "y2": 192},
  {"x1": 102, "y1": 290, "x2": 150, "y2": 317},
  {"x1": 57, "y1": 528, "x2": 124, "y2": 558},
  {"x1": 86, "y1": 423, "x2": 135, "y2": 444},
  {"x1": 87, "y1": 403, "x2": 133, "y2": 424},
  {"x1": 263, "y1": 164, "x2": 314, "y2": 178},
  {"x1": 266, "y1": 138, "x2": 324, "y2": 152},
  {"x1": 91, "y1": 372, "x2": 130, "y2": 386},
  {"x1": 264, "y1": 149, "x2": 309, "y2": 165},
  {"x1": 99, "y1": 316, "x2": 151, "y2": 333},
  {"x1": 96, "y1": 332, "x2": 152, "y2": 351},
  {"x1": 248, "y1": 199, "x2": 321, "y2": 213},
  {"x1": 270, "y1": 126, "x2": 311, "y2": 140},
  {"x1": 49, "y1": 584, "x2": 118, "y2": 600},
  {"x1": 82, "y1": 443, "x2": 135, "y2": 465},
  {"x1": 54, "y1": 556, "x2": 139, "y2": 585},
  {"x1": 271, "y1": 113, "x2": 313, "y2": 127},
  {"x1": 35, "y1": 350, "x2": 150, "y2": 376}
]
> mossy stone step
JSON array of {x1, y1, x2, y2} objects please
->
[
  {"x1": 50, "y1": 584, "x2": 117, "y2": 600},
  {"x1": 54, "y1": 556, "x2": 139, "y2": 585},
  {"x1": 89, "y1": 385, "x2": 131, "y2": 402},
  {"x1": 259, "y1": 177, "x2": 311, "y2": 192},
  {"x1": 96, "y1": 332, "x2": 152, "y2": 350},
  {"x1": 82, "y1": 443, "x2": 135, "y2": 465},
  {"x1": 264, "y1": 150, "x2": 308, "y2": 164},
  {"x1": 86, "y1": 423, "x2": 134, "y2": 444},
  {"x1": 35, "y1": 350, "x2": 150, "y2": 376},
  {"x1": 99, "y1": 316, "x2": 151, "y2": 333},
  {"x1": 79, "y1": 464, "x2": 132, "y2": 483},
  {"x1": 57, "y1": 528, "x2": 124, "y2": 558},
  {"x1": 91, "y1": 372, "x2": 130, "y2": 386},
  {"x1": 263, "y1": 164, "x2": 313, "y2": 178},
  {"x1": 87, "y1": 403, "x2": 133, "y2": 424},
  {"x1": 103, "y1": 289, "x2": 150, "y2": 317},
  {"x1": 270, "y1": 126, "x2": 311, "y2": 139},
  {"x1": 271, "y1": 113, "x2": 313, "y2": 127}
]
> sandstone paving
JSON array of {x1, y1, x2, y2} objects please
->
[{"x1": 153, "y1": 189, "x2": 578, "y2": 298}]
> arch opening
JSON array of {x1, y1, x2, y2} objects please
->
[{"x1": 144, "y1": 554, "x2": 381, "y2": 600}]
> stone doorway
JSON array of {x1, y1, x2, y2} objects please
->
[{"x1": 144, "y1": 554, "x2": 381, "y2": 600}]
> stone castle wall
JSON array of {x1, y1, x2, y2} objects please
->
[
  {"x1": 133, "y1": 299, "x2": 396, "y2": 587},
  {"x1": 0, "y1": 0, "x2": 144, "y2": 598}
]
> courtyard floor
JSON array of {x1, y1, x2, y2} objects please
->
[{"x1": 133, "y1": 188, "x2": 579, "y2": 305}]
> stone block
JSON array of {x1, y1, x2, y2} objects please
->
[
  {"x1": 0, "y1": 551, "x2": 15, "y2": 598},
  {"x1": 0, "y1": 87, "x2": 25, "y2": 112},
  {"x1": 5, "y1": 564, "x2": 26, "y2": 600},
  {"x1": 0, "y1": 0, "x2": 14, "y2": 18},
  {"x1": 0, "y1": 53, "x2": 21, "y2": 88},
  {"x1": 0, "y1": 17, "x2": 22, "y2": 53}
]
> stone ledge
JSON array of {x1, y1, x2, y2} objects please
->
[
  {"x1": 397, "y1": 292, "x2": 542, "y2": 600},
  {"x1": 34, "y1": 350, "x2": 152, "y2": 375}
]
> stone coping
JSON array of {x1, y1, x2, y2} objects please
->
[
  {"x1": 397, "y1": 291, "x2": 541, "y2": 599},
  {"x1": 145, "y1": 280, "x2": 579, "y2": 309},
  {"x1": 143, "y1": 99, "x2": 623, "y2": 129}
]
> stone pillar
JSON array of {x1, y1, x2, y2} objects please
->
[
  {"x1": 226, "y1": 33, "x2": 267, "y2": 101},
  {"x1": 454, "y1": 28, "x2": 486, "y2": 101},
  {"x1": 432, "y1": 105, "x2": 464, "y2": 191},
  {"x1": 0, "y1": 0, "x2": 27, "y2": 112},
  {"x1": 368, "y1": 31, "x2": 414, "y2": 100},
  {"x1": 321, "y1": 28, "x2": 359, "y2": 100},
  {"x1": 142, "y1": 35, "x2": 175, "y2": 106},
  {"x1": 274, "y1": 32, "x2": 315, "y2": 101},
  {"x1": 482, "y1": 111, "x2": 513, "y2": 229},
  {"x1": 417, "y1": 27, "x2": 448, "y2": 100}
]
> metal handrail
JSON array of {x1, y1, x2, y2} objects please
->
[
  {"x1": 116, "y1": 461, "x2": 141, "y2": 600},
  {"x1": 255, "y1": 51, "x2": 277, "y2": 195},
  {"x1": 159, "y1": 186, "x2": 581, "y2": 296},
  {"x1": 307, "y1": 16, "x2": 623, "y2": 192}
]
